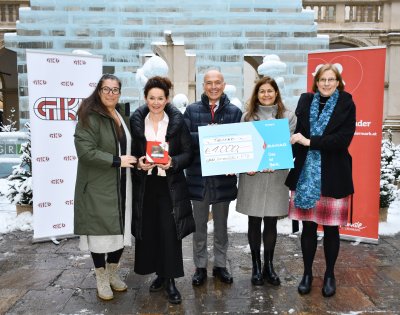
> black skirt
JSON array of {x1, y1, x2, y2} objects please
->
[{"x1": 134, "y1": 175, "x2": 184, "y2": 279}]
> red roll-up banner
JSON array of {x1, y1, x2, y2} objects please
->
[{"x1": 307, "y1": 47, "x2": 386, "y2": 244}]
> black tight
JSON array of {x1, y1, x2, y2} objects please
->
[
  {"x1": 91, "y1": 248, "x2": 124, "y2": 269},
  {"x1": 248, "y1": 216, "x2": 278, "y2": 252},
  {"x1": 301, "y1": 221, "x2": 340, "y2": 278}
]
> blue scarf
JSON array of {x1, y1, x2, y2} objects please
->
[{"x1": 294, "y1": 89, "x2": 339, "y2": 210}]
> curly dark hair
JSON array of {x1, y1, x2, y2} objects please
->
[{"x1": 144, "y1": 76, "x2": 172, "y2": 98}]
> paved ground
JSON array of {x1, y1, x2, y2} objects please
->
[{"x1": 0, "y1": 230, "x2": 400, "y2": 315}]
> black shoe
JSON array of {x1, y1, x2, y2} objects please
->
[
  {"x1": 262, "y1": 250, "x2": 280, "y2": 285},
  {"x1": 192, "y1": 268, "x2": 207, "y2": 286},
  {"x1": 212, "y1": 267, "x2": 233, "y2": 284},
  {"x1": 164, "y1": 279, "x2": 182, "y2": 304},
  {"x1": 298, "y1": 275, "x2": 313, "y2": 295},
  {"x1": 250, "y1": 250, "x2": 264, "y2": 286},
  {"x1": 149, "y1": 275, "x2": 166, "y2": 292},
  {"x1": 322, "y1": 276, "x2": 336, "y2": 297}
]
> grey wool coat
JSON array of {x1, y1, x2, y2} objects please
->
[{"x1": 236, "y1": 105, "x2": 297, "y2": 217}]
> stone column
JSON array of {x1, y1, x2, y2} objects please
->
[
  {"x1": 172, "y1": 45, "x2": 189, "y2": 97},
  {"x1": 350, "y1": 6, "x2": 354, "y2": 22},
  {"x1": 4, "y1": 5, "x2": 9, "y2": 22},
  {"x1": 356, "y1": 6, "x2": 362, "y2": 22},
  {"x1": 381, "y1": 34, "x2": 400, "y2": 143},
  {"x1": 363, "y1": 6, "x2": 368, "y2": 22},
  {"x1": 318, "y1": 6, "x2": 321, "y2": 22},
  {"x1": 372, "y1": 6, "x2": 377, "y2": 22},
  {"x1": 336, "y1": 3, "x2": 345, "y2": 23}
]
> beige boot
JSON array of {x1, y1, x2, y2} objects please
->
[
  {"x1": 94, "y1": 267, "x2": 114, "y2": 300},
  {"x1": 106, "y1": 262, "x2": 127, "y2": 291}
]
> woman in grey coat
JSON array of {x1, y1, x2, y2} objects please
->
[{"x1": 236, "y1": 76, "x2": 296, "y2": 286}]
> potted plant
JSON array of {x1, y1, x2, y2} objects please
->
[
  {"x1": 380, "y1": 128, "x2": 399, "y2": 222},
  {"x1": 4, "y1": 123, "x2": 33, "y2": 215}
]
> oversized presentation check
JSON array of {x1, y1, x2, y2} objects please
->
[{"x1": 199, "y1": 119, "x2": 294, "y2": 176}]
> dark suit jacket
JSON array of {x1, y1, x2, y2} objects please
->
[{"x1": 285, "y1": 91, "x2": 356, "y2": 199}]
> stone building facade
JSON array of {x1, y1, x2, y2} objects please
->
[{"x1": 0, "y1": 0, "x2": 399, "y2": 140}]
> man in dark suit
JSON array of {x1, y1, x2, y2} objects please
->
[{"x1": 183, "y1": 70, "x2": 242, "y2": 285}]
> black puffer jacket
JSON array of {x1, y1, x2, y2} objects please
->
[
  {"x1": 285, "y1": 91, "x2": 356, "y2": 199},
  {"x1": 183, "y1": 94, "x2": 242, "y2": 203},
  {"x1": 130, "y1": 103, "x2": 195, "y2": 240}
]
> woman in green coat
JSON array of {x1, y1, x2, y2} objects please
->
[{"x1": 74, "y1": 74, "x2": 136, "y2": 300}]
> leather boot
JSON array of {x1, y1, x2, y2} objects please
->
[
  {"x1": 164, "y1": 279, "x2": 182, "y2": 304},
  {"x1": 250, "y1": 250, "x2": 264, "y2": 286},
  {"x1": 94, "y1": 267, "x2": 113, "y2": 300},
  {"x1": 262, "y1": 250, "x2": 280, "y2": 285},
  {"x1": 322, "y1": 276, "x2": 336, "y2": 297},
  {"x1": 192, "y1": 268, "x2": 207, "y2": 286},
  {"x1": 298, "y1": 275, "x2": 313, "y2": 295},
  {"x1": 149, "y1": 275, "x2": 166, "y2": 292},
  {"x1": 106, "y1": 262, "x2": 127, "y2": 291}
]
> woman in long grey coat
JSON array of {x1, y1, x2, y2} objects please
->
[{"x1": 236, "y1": 76, "x2": 296, "y2": 286}]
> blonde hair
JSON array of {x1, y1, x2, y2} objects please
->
[{"x1": 312, "y1": 64, "x2": 345, "y2": 93}]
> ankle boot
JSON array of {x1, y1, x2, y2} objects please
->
[
  {"x1": 164, "y1": 279, "x2": 182, "y2": 304},
  {"x1": 149, "y1": 275, "x2": 166, "y2": 291},
  {"x1": 94, "y1": 267, "x2": 113, "y2": 300},
  {"x1": 298, "y1": 274, "x2": 313, "y2": 295},
  {"x1": 262, "y1": 250, "x2": 280, "y2": 285},
  {"x1": 250, "y1": 250, "x2": 264, "y2": 286},
  {"x1": 322, "y1": 276, "x2": 336, "y2": 297},
  {"x1": 106, "y1": 262, "x2": 127, "y2": 291}
]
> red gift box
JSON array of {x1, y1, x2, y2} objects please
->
[{"x1": 146, "y1": 141, "x2": 169, "y2": 164}]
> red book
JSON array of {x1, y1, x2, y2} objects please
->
[{"x1": 146, "y1": 141, "x2": 169, "y2": 164}]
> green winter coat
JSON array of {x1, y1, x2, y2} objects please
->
[{"x1": 74, "y1": 103, "x2": 131, "y2": 236}]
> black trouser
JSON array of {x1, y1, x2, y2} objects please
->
[
  {"x1": 134, "y1": 175, "x2": 184, "y2": 279},
  {"x1": 91, "y1": 174, "x2": 126, "y2": 269}
]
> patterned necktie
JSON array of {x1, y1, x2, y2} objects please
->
[{"x1": 210, "y1": 104, "x2": 217, "y2": 119}]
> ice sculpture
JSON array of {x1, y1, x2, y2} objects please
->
[
  {"x1": 224, "y1": 85, "x2": 242, "y2": 109},
  {"x1": 258, "y1": 55, "x2": 288, "y2": 104},
  {"x1": 172, "y1": 94, "x2": 188, "y2": 114},
  {"x1": 135, "y1": 56, "x2": 169, "y2": 103},
  {"x1": 5, "y1": 0, "x2": 328, "y2": 124}
]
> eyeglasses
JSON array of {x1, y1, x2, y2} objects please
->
[
  {"x1": 318, "y1": 78, "x2": 337, "y2": 83},
  {"x1": 101, "y1": 86, "x2": 121, "y2": 95}
]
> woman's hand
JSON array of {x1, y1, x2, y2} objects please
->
[
  {"x1": 138, "y1": 156, "x2": 156, "y2": 171},
  {"x1": 260, "y1": 168, "x2": 274, "y2": 173},
  {"x1": 290, "y1": 133, "x2": 311, "y2": 146},
  {"x1": 155, "y1": 156, "x2": 172, "y2": 170},
  {"x1": 226, "y1": 173, "x2": 237, "y2": 176},
  {"x1": 120, "y1": 155, "x2": 137, "y2": 168},
  {"x1": 247, "y1": 171, "x2": 257, "y2": 176}
]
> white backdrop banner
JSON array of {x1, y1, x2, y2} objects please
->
[{"x1": 27, "y1": 50, "x2": 102, "y2": 242}]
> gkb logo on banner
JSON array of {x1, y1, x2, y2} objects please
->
[{"x1": 34, "y1": 97, "x2": 83, "y2": 121}]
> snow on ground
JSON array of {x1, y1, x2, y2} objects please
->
[
  {"x1": 0, "y1": 179, "x2": 33, "y2": 234},
  {"x1": 207, "y1": 195, "x2": 400, "y2": 237},
  {"x1": 206, "y1": 199, "x2": 300, "y2": 235},
  {"x1": 0, "y1": 177, "x2": 400, "y2": 237},
  {"x1": 378, "y1": 199, "x2": 400, "y2": 236}
]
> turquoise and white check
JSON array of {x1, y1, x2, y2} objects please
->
[{"x1": 199, "y1": 119, "x2": 294, "y2": 176}]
